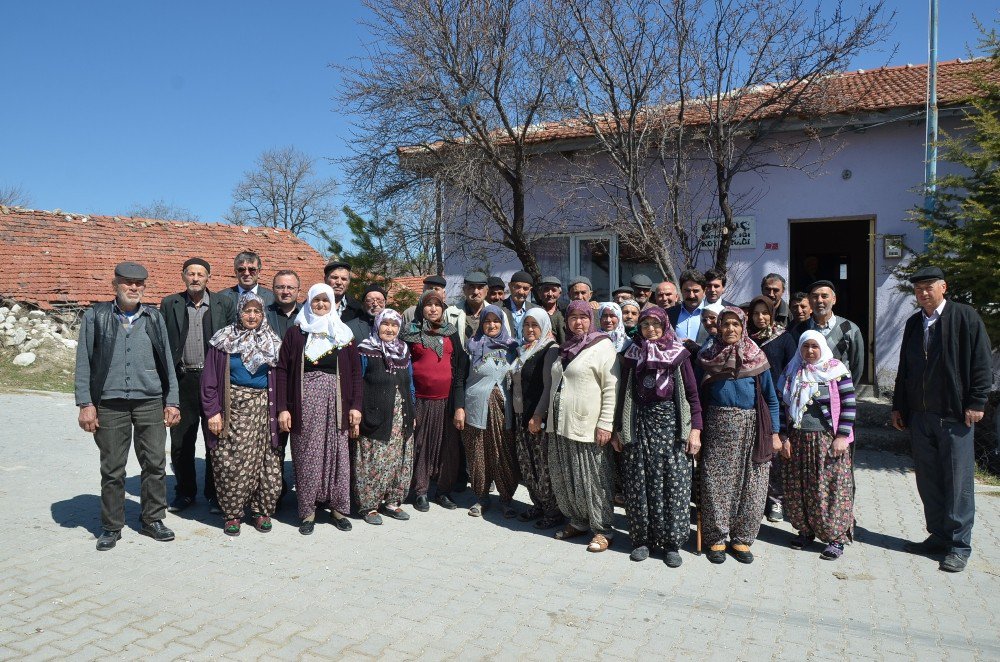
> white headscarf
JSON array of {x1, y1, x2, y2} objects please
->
[
  {"x1": 778, "y1": 330, "x2": 851, "y2": 428},
  {"x1": 597, "y1": 302, "x2": 627, "y2": 351},
  {"x1": 294, "y1": 283, "x2": 355, "y2": 361},
  {"x1": 515, "y1": 308, "x2": 554, "y2": 363}
]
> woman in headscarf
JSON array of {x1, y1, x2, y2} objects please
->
[
  {"x1": 778, "y1": 330, "x2": 857, "y2": 560},
  {"x1": 201, "y1": 293, "x2": 283, "y2": 536},
  {"x1": 509, "y1": 308, "x2": 562, "y2": 529},
  {"x1": 697, "y1": 306, "x2": 781, "y2": 564},
  {"x1": 614, "y1": 306, "x2": 703, "y2": 567},
  {"x1": 400, "y1": 290, "x2": 468, "y2": 513},
  {"x1": 598, "y1": 301, "x2": 629, "y2": 353},
  {"x1": 354, "y1": 308, "x2": 415, "y2": 525},
  {"x1": 620, "y1": 299, "x2": 641, "y2": 340},
  {"x1": 461, "y1": 305, "x2": 520, "y2": 517},
  {"x1": 276, "y1": 284, "x2": 362, "y2": 535},
  {"x1": 747, "y1": 295, "x2": 799, "y2": 524},
  {"x1": 548, "y1": 301, "x2": 620, "y2": 553}
]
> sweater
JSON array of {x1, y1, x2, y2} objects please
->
[
  {"x1": 702, "y1": 372, "x2": 780, "y2": 431},
  {"x1": 275, "y1": 328, "x2": 362, "y2": 434},
  {"x1": 892, "y1": 300, "x2": 993, "y2": 421},
  {"x1": 547, "y1": 338, "x2": 619, "y2": 443}
]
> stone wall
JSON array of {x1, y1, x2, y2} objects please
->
[{"x1": 0, "y1": 300, "x2": 79, "y2": 367}]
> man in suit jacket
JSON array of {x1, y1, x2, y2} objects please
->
[
  {"x1": 792, "y1": 280, "x2": 865, "y2": 384},
  {"x1": 219, "y1": 250, "x2": 276, "y2": 308},
  {"x1": 324, "y1": 259, "x2": 365, "y2": 323},
  {"x1": 160, "y1": 257, "x2": 236, "y2": 513},
  {"x1": 667, "y1": 269, "x2": 709, "y2": 352},
  {"x1": 892, "y1": 267, "x2": 992, "y2": 573}
]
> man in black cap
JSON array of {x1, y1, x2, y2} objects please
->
[
  {"x1": 795, "y1": 280, "x2": 865, "y2": 383},
  {"x1": 324, "y1": 259, "x2": 364, "y2": 323},
  {"x1": 403, "y1": 274, "x2": 448, "y2": 324},
  {"x1": 503, "y1": 270, "x2": 536, "y2": 341},
  {"x1": 347, "y1": 283, "x2": 388, "y2": 342},
  {"x1": 220, "y1": 250, "x2": 275, "y2": 308},
  {"x1": 160, "y1": 258, "x2": 236, "y2": 513},
  {"x1": 629, "y1": 274, "x2": 653, "y2": 307},
  {"x1": 612, "y1": 284, "x2": 635, "y2": 305},
  {"x1": 444, "y1": 271, "x2": 491, "y2": 346},
  {"x1": 75, "y1": 262, "x2": 180, "y2": 550},
  {"x1": 892, "y1": 266, "x2": 992, "y2": 573},
  {"x1": 536, "y1": 275, "x2": 566, "y2": 344}
]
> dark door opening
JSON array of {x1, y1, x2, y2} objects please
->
[{"x1": 789, "y1": 217, "x2": 873, "y2": 383}]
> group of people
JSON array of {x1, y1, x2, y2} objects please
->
[{"x1": 75, "y1": 254, "x2": 991, "y2": 574}]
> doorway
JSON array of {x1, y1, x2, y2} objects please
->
[{"x1": 788, "y1": 216, "x2": 875, "y2": 384}]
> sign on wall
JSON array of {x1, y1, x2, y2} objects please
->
[{"x1": 698, "y1": 216, "x2": 756, "y2": 250}]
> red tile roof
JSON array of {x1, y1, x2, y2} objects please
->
[
  {"x1": 389, "y1": 276, "x2": 427, "y2": 299},
  {"x1": 0, "y1": 207, "x2": 328, "y2": 309},
  {"x1": 401, "y1": 58, "x2": 997, "y2": 154}
]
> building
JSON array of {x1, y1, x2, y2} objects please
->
[{"x1": 434, "y1": 59, "x2": 996, "y2": 389}]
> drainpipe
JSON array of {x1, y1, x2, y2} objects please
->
[{"x1": 923, "y1": 0, "x2": 939, "y2": 248}]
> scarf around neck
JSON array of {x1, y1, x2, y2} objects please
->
[
  {"x1": 295, "y1": 283, "x2": 355, "y2": 362},
  {"x1": 400, "y1": 290, "x2": 457, "y2": 358},
  {"x1": 697, "y1": 306, "x2": 770, "y2": 384},
  {"x1": 748, "y1": 295, "x2": 786, "y2": 345},
  {"x1": 623, "y1": 306, "x2": 689, "y2": 399},
  {"x1": 357, "y1": 308, "x2": 411, "y2": 374},
  {"x1": 559, "y1": 300, "x2": 608, "y2": 366},
  {"x1": 778, "y1": 329, "x2": 850, "y2": 428}
]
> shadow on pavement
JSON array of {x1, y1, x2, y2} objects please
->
[
  {"x1": 50, "y1": 493, "x2": 140, "y2": 536},
  {"x1": 854, "y1": 524, "x2": 910, "y2": 553}
]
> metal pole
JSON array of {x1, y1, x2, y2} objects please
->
[{"x1": 923, "y1": 0, "x2": 939, "y2": 246}]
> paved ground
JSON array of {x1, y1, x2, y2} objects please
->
[{"x1": 1, "y1": 391, "x2": 998, "y2": 661}]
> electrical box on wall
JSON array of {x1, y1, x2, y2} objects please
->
[{"x1": 883, "y1": 234, "x2": 904, "y2": 259}]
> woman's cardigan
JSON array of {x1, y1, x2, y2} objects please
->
[{"x1": 201, "y1": 345, "x2": 279, "y2": 450}]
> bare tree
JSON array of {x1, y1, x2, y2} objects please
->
[
  {"x1": 548, "y1": 0, "x2": 711, "y2": 283},
  {"x1": 226, "y1": 146, "x2": 338, "y2": 239},
  {"x1": 691, "y1": 0, "x2": 892, "y2": 271},
  {"x1": 0, "y1": 184, "x2": 32, "y2": 207},
  {"x1": 339, "y1": 0, "x2": 566, "y2": 281},
  {"x1": 124, "y1": 199, "x2": 200, "y2": 221}
]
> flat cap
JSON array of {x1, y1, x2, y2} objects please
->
[
  {"x1": 509, "y1": 270, "x2": 533, "y2": 285},
  {"x1": 908, "y1": 266, "x2": 945, "y2": 283},
  {"x1": 629, "y1": 274, "x2": 653, "y2": 289},
  {"x1": 808, "y1": 279, "x2": 837, "y2": 294},
  {"x1": 464, "y1": 271, "x2": 488, "y2": 285},
  {"x1": 115, "y1": 261, "x2": 148, "y2": 280},
  {"x1": 324, "y1": 260, "x2": 351, "y2": 276},
  {"x1": 538, "y1": 275, "x2": 562, "y2": 287},
  {"x1": 423, "y1": 274, "x2": 447, "y2": 287},
  {"x1": 612, "y1": 285, "x2": 635, "y2": 296},
  {"x1": 569, "y1": 275, "x2": 593, "y2": 290},
  {"x1": 486, "y1": 276, "x2": 505, "y2": 289}
]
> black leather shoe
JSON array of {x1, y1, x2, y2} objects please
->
[
  {"x1": 940, "y1": 553, "x2": 968, "y2": 573},
  {"x1": 414, "y1": 495, "x2": 430, "y2": 512},
  {"x1": 299, "y1": 520, "x2": 315, "y2": 535},
  {"x1": 332, "y1": 515, "x2": 353, "y2": 531},
  {"x1": 730, "y1": 545, "x2": 754, "y2": 564},
  {"x1": 139, "y1": 521, "x2": 175, "y2": 542},
  {"x1": 706, "y1": 549, "x2": 726, "y2": 564},
  {"x1": 904, "y1": 536, "x2": 949, "y2": 555},
  {"x1": 167, "y1": 495, "x2": 195, "y2": 513},
  {"x1": 436, "y1": 494, "x2": 457, "y2": 510},
  {"x1": 96, "y1": 529, "x2": 121, "y2": 551}
]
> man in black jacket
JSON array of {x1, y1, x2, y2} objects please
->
[
  {"x1": 220, "y1": 250, "x2": 275, "y2": 308},
  {"x1": 325, "y1": 259, "x2": 365, "y2": 323},
  {"x1": 892, "y1": 266, "x2": 993, "y2": 573},
  {"x1": 160, "y1": 258, "x2": 236, "y2": 513}
]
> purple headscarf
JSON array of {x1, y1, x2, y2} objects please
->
[
  {"x1": 559, "y1": 300, "x2": 609, "y2": 365},
  {"x1": 357, "y1": 308, "x2": 410, "y2": 374},
  {"x1": 623, "y1": 306, "x2": 690, "y2": 400},
  {"x1": 465, "y1": 304, "x2": 517, "y2": 367}
]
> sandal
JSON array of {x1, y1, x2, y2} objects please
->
[
  {"x1": 555, "y1": 524, "x2": 588, "y2": 540},
  {"x1": 820, "y1": 542, "x2": 845, "y2": 560},
  {"x1": 468, "y1": 503, "x2": 482, "y2": 517},
  {"x1": 224, "y1": 519, "x2": 241, "y2": 537},
  {"x1": 251, "y1": 514, "x2": 272, "y2": 533},
  {"x1": 518, "y1": 505, "x2": 543, "y2": 522},
  {"x1": 587, "y1": 534, "x2": 611, "y2": 553}
]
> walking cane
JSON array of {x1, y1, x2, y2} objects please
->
[{"x1": 693, "y1": 456, "x2": 702, "y2": 555}]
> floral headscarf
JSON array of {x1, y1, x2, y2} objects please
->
[
  {"x1": 778, "y1": 330, "x2": 850, "y2": 428},
  {"x1": 697, "y1": 306, "x2": 770, "y2": 384},
  {"x1": 400, "y1": 290, "x2": 458, "y2": 357},
  {"x1": 747, "y1": 295, "x2": 786, "y2": 345},
  {"x1": 623, "y1": 306, "x2": 689, "y2": 400},
  {"x1": 357, "y1": 308, "x2": 410, "y2": 374},
  {"x1": 208, "y1": 292, "x2": 281, "y2": 373}
]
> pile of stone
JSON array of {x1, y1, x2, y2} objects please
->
[{"x1": 0, "y1": 301, "x2": 79, "y2": 367}]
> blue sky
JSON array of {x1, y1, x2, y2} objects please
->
[{"x1": 1, "y1": 1, "x2": 995, "y2": 246}]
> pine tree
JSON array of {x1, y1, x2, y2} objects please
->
[{"x1": 899, "y1": 24, "x2": 1000, "y2": 346}]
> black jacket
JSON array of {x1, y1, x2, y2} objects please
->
[
  {"x1": 359, "y1": 354, "x2": 415, "y2": 441},
  {"x1": 338, "y1": 295, "x2": 365, "y2": 323},
  {"x1": 219, "y1": 285, "x2": 275, "y2": 308},
  {"x1": 893, "y1": 300, "x2": 992, "y2": 421},
  {"x1": 160, "y1": 291, "x2": 236, "y2": 368}
]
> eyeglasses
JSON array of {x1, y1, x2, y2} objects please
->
[
  {"x1": 237, "y1": 266, "x2": 259, "y2": 274},
  {"x1": 274, "y1": 285, "x2": 298, "y2": 291}
]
